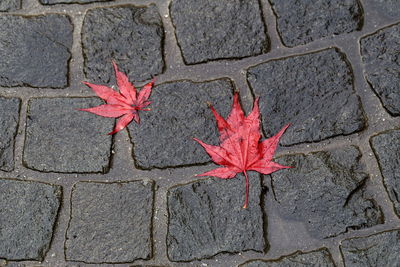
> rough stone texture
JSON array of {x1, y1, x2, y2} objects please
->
[
  {"x1": 269, "y1": 146, "x2": 383, "y2": 239},
  {"x1": 341, "y1": 230, "x2": 400, "y2": 266},
  {"x1": 239, "y1": 248, "x2": 335, "y2": 267},
  {"x1": 360, "y1": 23, "x2": 400, "y2": 116},
  {"x1": 247, "y1": 48, "x2": 366, "y2": 146},
  {"x1": 170, "y1": 0, "x2": 269, "y2": 64},
  {"x1": 82, "y1": 5, "x2": 164, "y2": 84},
  {"x1": 368, "y1": 0, "x2": 400, "y2": 19},
  {"x1": 0, "y1": 14, "x2": 72, "y2": 88},
  {"x1": 0, "y1": 179, "x2": 61, "y2": 261},
  {"x1": 65, "y1": 180, "x2": 154, "y2": 263},
  {"x1": 370, "y1": 129, "x2": 400, "y2": 216},
  {"x1": 0, "y1": 0, "x2": 20, "y2": 11},
  {"x1": 269, "y1": 0, "x2": 363, "y2": 47},
  {"x1": 0, "y1": 97, "x2": 20, "y2": 171},
  {"x1": 167, "y1": 173, "x2": 265, "y2": 261},
  {"x1": 23, "y1": 98, "x2": 113, "y2": 173},
  {"x1": 40, "y1": 0, "x2": 108, "y2": 4},
  {"x1": 128, "y1": 79, "x2": 234, "y2": 169}
]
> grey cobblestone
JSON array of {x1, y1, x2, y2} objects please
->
[
  {"x1": 82, "y1": 5, "x2": 164, "y2": 84},
  {"x1": 240, "y1": 248, "x2": 335, "y2": 266},
  {"x1": 341, "y1": 229, "x2": 400, "y2": 266},
  {"x1": 23, "y1": 97, "x2": 113, "y2": 173},
  {"x1": 65, "y1": 180, "x2": 154, "y2": 263},
  {"x1": 0, "y1": 14, "x2": 72, "y2": 88},
  {"x1": 170, "y1": 0, "x2": 268, "y2": 64},
  {"x1": 0, "y1": 179, "x2": 61, "y2": 261},
  {"x1": 128, "y1": 79, "x2": 234, "y2": 169},
  {"x1": 269, "y1": 146, "x2": 383, "y2": 239},
  {"x1": 247, "y1": 48, "x2": 366, "y2": 146},
  {"x1": 360, "y1": 23, "x2": 400, "y2": 116},
  {"x1": 0, "y1": 97, "x2": 20, "y2": 171},
  {"x1": 167, "y1": 173, "x2": 264, "y2": 261},
  {"x1": 268, "y1": 0, "x2": 363, "y2": 47},
  {"x1": 0, "y1": 0, "x2": 399, "y2": 266}
]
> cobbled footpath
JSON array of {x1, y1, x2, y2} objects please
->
[{"x1": 0, "y1": 0, "x2": 399, "y2": 266}]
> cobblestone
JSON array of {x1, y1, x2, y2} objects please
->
[
  {"x1": 370, "y1": 129, "x2": 400, "y2": 216},
  {"x1": 269, "y1": 146, "x2": 383, "y2": 239},
  {"x1": 0, "y1": 179, "x2": 61, "y2": 261},
  {"x1": 129, "y1": 79, "x2": 234, "y2": 169},
  {"x1": 65, "y1": 180, "x2": 154, "y2": 263},
  {"x1": 240, "y1": 248, "x2": 335, "y2": 266},
  {"x1": 0, "y1": 97, "x2": 20, "y2": 171},
  {"x1": 360, "y1": 23, "x2": 400, "y2": 116},
  {"x1": 341, "y1": 230, "x2": 400, "y2": 266},
  {"x1": 0, "y1": 1, "x2": 399, "y2": 266},
  {"x1": 0, "y1": 0, "x2": 20, "y2": 11},
  {"x1": 0, "y1": 14, "x2": 72, "y2": 88},
  {"x1": 170, "y1": 0, "x2": 268, "y2": 64},
  {"x1": 268, "y1": 0, "x2": 362, "y2": 47},
  {"x1": 247, "y1": 48, "x2": 366, "y2": 146},
  {"x1": 167, "y1": 173, "x2": 264, "y2": 261},
  {"x1": 23, "y1": 97, "x2": 113, "y2": 173},
  {"x1": 82, "y1": 5, "x2": 164, "y2": 84}
]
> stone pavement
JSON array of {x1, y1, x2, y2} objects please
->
[{"x1": 0, "y1": 0, "x2": 399, "y2": 266}]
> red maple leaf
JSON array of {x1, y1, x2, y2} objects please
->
[
  {"x1": 79, "y1": 62, "x2": 154, "y2": 135},
  {"x1": 194, "y1": 93, "x2": 291, "y2": 208}
]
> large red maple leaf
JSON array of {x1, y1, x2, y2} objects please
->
[
  {"x1": 79, "y1": 62, "x2": 154, "y2": 135},
  {"x1": 194, "y1": 93, "x2": 291, "y2": 208}
]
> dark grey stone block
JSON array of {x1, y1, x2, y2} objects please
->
[
  {"x1": 128, "y1": 79, "x2": 234, "y2": 169},
  {"x1": 82, "y1": 5, "x2": 164, "y2": 84},
  {"x1": 341, "y1": 230, "x2": 400, "y2": 266},
  {"x1": 239, "y1": 248, "x2": 335, "y2": 266},
  {"x1": 40, "y1": 0, "x2": 109, "y2": 4},
  {"x1": 368, "y1": 0, "x2": 400, "y2": 19},
  {"x1": 0, "y1": 97, "x2": 20, "y2": 171},
  {"x1": 360, "y1": 23, "x2": 400, "y2": 116},
  {"x1": 0, "y1": 179, "x2": 61, "y2": 261},
  {"x1": 170, "y1": 0, "x2": 269, "y2": 64},
  {"x1": 23, "y1": 97, "x2": 113, "y2": 173},
  {"x1": 0, "y1": 14, "x2": 72, "y2": 88},
  {"x1": 65, "y1": 180, "x2": 154, "y2": 263},
  {"x1": 167, "y1": 173, "x2": 265, "y2": 261},
  {"x1": 370, "y1": 129, "x2": 400, "y2": 216},
  {"x1": 247, "y1": 48, "x2": 366, "y2": 146},
  {"x1": 269, "y1": 146, "x2": 383, "y2": 239},
  {"x1": 269, "y1": 0, "x2": 363, "y2": 47},
  {"x1": 0, "y1": 0, "x2": 20, "y2": 11}
]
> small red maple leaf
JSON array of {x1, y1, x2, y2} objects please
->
[
  {"x1": 79, "y1": 62, "x2": 154, "y2": 135},
  {"x1": 194, "y1": 93, "x2": 291, "y2": 208}
]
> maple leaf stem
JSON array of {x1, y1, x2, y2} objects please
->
[{"x1": 243, "y1": 170, "x2": 249, "y2": 209}]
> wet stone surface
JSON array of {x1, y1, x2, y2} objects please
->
[
  {"x1": 23, "y1": 97, "x2": 113, "y2": 173},
  {"x1": 167, "y1": 173, "x2": 265, "y2": 261},
  {"x1": 40, "y1": 0, "x2": 109, "y2": 4},
  {"x1": 82, "y1": 5, "x2": 164, "y2": 84},
  {"x1": 128, "y1": 79, "x2": 234, "y2": 169},
  {"x1": 247, "y1": 48, "x2": 366, "y2": 146},
  {"x1": 0, "y1": 97, "x2": 20, "y2": 171},
  {"x1": 170, "y1": 0, "x2": 268, "y2": 64},
  {"x1": 268, "y1": 146, "x2": 383, "y2": 239},
  {"x1": 360, "y1": 23, "x2": 400, "y2": 116},
  {"x1": 370, "y1": 129, "x2": 400, "y2": 216},
  {"x1": 0, "y1": 14, "x2": 72, "y2": 88},
  {"x1": 239, "y1": 248, "x2": 335, "y2": 267},
  {"x1": 368, "y1": 0, "x2": 400, "y2": 19},
  {"x1": 0, "y1": 179, "x2": 61, "y2": 261},
  {"x1": 0, "y1": 0, "x2": 20, "y2": 11},
  {"x1": 65, "y1": 180, "x2": 154, "y2": 263},
  {"x1": 340, "y1": 230, "x2": 400, "y2": 266},
  {"x1": 269, "y1": 0, "x2": 363, "y2": 47}
]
